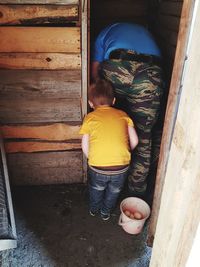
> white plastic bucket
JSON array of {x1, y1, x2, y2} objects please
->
[{"x1": 118, "y1": 197, "x2": 151, "y2": 234}]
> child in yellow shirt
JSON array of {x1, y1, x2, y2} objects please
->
[{"x1": 79, "y1": 79, "x2": 138, "y2": 220}]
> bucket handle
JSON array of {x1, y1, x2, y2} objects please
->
[{"x1": 118, "y1": 214, "x2": 132, "y2": 226}]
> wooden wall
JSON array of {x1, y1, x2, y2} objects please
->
[
  {"x1": 0, "y1": 0, "x2": 83, "y2": 185},
  {"x1": 90, "y1": 0, "x2": 149, "y2": 42},
  {"x1": 150, "y1": 0, "x2": 184, "y2": 74}
]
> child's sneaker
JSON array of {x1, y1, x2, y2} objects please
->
[
  {"x1": 89, "y1": 210, "x2": 97, "y2": 217},
  {"x1": 100, "y1": 213, "x2": 110, "y2": 221}
]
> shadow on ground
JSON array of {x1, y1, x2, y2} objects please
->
[{"x1": 1, "y1": 184, "x2": 151, "y2": 267}]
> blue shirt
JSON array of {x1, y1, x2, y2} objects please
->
[{"x1": 93, "y1": 23, "x2": 161, "y2": 62}]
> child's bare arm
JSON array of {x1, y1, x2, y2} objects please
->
[
  {"x1": 128, "y1": 126, "x2": 139, "y2": 150},
  {"x1": 81, "y1": 134, "x2": 89, "y2": 158}
]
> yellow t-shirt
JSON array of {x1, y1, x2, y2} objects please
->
[{"x1": 79, "y1": 106, "x2": 134, "y2": 167}]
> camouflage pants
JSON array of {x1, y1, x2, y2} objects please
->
[{"x1": 100, "y1": 59, "x2": 164, "y2": 194}]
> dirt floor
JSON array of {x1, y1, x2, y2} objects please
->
[{"x1": 0, "y1": 184, "x2": 151, "y2": 267}]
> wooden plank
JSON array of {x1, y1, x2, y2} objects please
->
[
  {"x1": 0, "y1": 53, "x2": 81, "y2": 70},
  {"x1": 0, "y1": 70, "x2": 81, "y2": 99},
  {"x1": 81, "y1": 0, "x2": 88, "y2": 118},
  {"x1": 7, "y1": 151, "x2": 83, "y2": 185},
  {"x1": 0, "y1": 123, "x2": 81, "y2": 141},
  {"x1": 4, "y1": 141, "x2": 81, "y2": 153},
  {"x1": 0, "y1": 98, "x2": 81, "y2": 123},
  {"x1": 150, "y1": 2, "x2": 200, "y2": 265},
  {"x1": 0, "y1": 27, "x2": 80, "y2": 53},
  {"x1": 158, "y1": 14, "x2": 181, "y2": 31},
  {"x1": 159, "y1": 1, "x2": 183, "y2": 17},
  {"x1": 0, "y1": 5, "x2": 79, "y2": 25},
  {"x1": 0, "y1": 0, "x2": 79, "y2": 4},
  {"x1": 156, "y1": 27, "x2": 178, "y2": 46},
  {"x1": 91, "y1": 0, "x2": 148, "y2": 19},
  {"x1": 159, "y1": 39, "x2": 176, "y2": 59},
  {"x1": 148, "y1": 0, "x2": 195, "y2": 246},
  {"x1": 81, "y1": 0, "x2": 88, "y2": 182}
]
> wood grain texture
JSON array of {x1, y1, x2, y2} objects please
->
[
  {"x1": 7, "y1": 151, "x2": 83, "y2": 185},
  {"x1": 0, "y1": 123, "x2": 81, "y2": 141},
  {"x1": 0, "y1": 27, "x2": 80, "y2": 53},
  {"x1": 0, "y1": 53, "x2": 81, "y2": 70},
  {"x1": 0, "y1": 70, "x2": 81, "y2": 99},
  {"x1": 150, "y1": 2, "x2": 200, "y2": 265},
  {"x1": 0, "y1": 0, "x2": 79, "y2": 4},
  {"x1": 0, "y1": 5, "x2": 79, "y2": 25},
  {"x1": 0, "y1": 98, "x2": 81, "y2": 123},
  {"x1": 4, "y1": 141, "x2": 81, "y2": 153},
  {"x1": 148, "y1": 0, "x2": 194, "y2": 246}
]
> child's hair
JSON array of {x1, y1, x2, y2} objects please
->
[{"x1": 88, "y1": 79, "x2": 115, "y2": 107}]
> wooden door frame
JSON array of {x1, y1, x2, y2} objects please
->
[
  {"x1": 149, "y1": 0, "x2": 200, "y2": 265},
  {"x1": 81, "y1": 0, "x2": 89, "y2": 182},
  {"x1": 148, "y1": 0, "x2": 196, "y2": 243}
]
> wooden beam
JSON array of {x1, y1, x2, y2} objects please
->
[
  {"x1": 0, "y1": 123, "x2": 81, "y2": 141},
  {"x1": 148, "y1": 0, "x2": 195, "y2": 247},
  {"x1": 0, "y1": 27, "x2": 80, "y2": 53},
  {"x1": 0, "y1": 98, "x2": 81, "y2": 123},
  {"x1": 0, "y1": 70, "x2": 81, "y2": 99},
  {"x1": 4, "y1": 141, "x2": 81, "y2": 153},
  {"x1": 0, "y1": 0, "x2": 79, "y2": 4},
  {"x1": 7, "y1": 151, "x2": 83, "y2": 185},
  {"x1": 150, "y1": 2, "x2": 200, "y2": 265},
  {"x1": 0, "y1": 53, "x2": 81, "y2": 70},
  {"x1": 0, "y1": 5, "x2": 79, "y2": 25}
]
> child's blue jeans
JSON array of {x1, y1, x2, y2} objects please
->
[{"x1": 88, "y1": 166, "x2": 128, "y2": 215}]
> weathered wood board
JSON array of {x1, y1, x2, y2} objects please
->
[
  {"x1": 0, "y1": 0, "x2": 79, "y2": 4},
  {"x1": 0, "y1": 70, "x2": 81, "y2": 99},
  {"x1": 0, "y1": 53, "x2": 81, "y2": 70},
  {"x1": 150, "y1": 2, "x2": 200, "y2": 264},
  {"x1": 149, "y1": 0, "x2": 193, "y2": 247},
  {"x1": 0, "y1": 5, "x2": 79, "y2": 25},
  {"x1": 0, "y1": 98, "x2": 81, "y2": 123},
  {"x1": 0, "y1": 123, "x2": 81, "y2": 141},
  {"x1": 0, "y1": 27, "x2": 80, "y2": 53},
  {"x1": 4, "y1": 141, "x2": 81, "y2": 153},
  {"x1": 7, "y1": 151, "x2": 83, "y2": 185}
]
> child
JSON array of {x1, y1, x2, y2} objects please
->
[{"x1": 79, "y1": 79, "x2": 138, "y2": 220}]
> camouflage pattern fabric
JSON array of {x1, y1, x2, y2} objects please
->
[{"x1": 99, "y1": 58, "x2": 164, "y2": 194}]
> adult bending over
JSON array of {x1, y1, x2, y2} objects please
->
[{"x1": 92, "y1": 22, "x2": 164, "y2": 197}]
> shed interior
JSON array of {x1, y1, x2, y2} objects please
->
[{"x1": 0, "y1": 0, "x2": 184, "y2": 264}]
